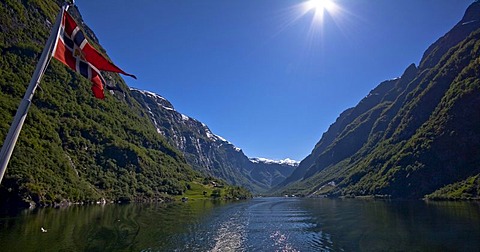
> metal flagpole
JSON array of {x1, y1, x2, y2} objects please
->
[{"x1": 0, "y1": 3, "x2": 69, "y2": 184}]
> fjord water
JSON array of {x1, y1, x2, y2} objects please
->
[{"x1": 0, "y1": 198, "x2": 479, "y2": 251}]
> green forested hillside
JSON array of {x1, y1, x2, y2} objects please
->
[
  {"x1": 0, "y1": 0, "x2": 252, "y2": 207},
  {"x1": 276, "y1": 2, "x2": 480, "y2": 200}
]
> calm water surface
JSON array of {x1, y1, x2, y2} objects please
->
[{"x1": 0, "y1": 197, "x2": 479, "y2": 251}]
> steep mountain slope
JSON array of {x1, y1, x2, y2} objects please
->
[
  {"x1": 0, "y1": 0, "x2": 250, "y2": 207},
  {"x1": 277, "y1": 2, "x2": 480, "y2": 200},
  {"x1": 130, "y1": 88, "x2": 297, "y2": 193}
]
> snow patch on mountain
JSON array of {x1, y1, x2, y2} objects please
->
[
  {"x1": 205, "y1": 129, "x2": 228, "y2": 143},
  {"x1": 198, "y1": 122, "x2": 228, "y2": 143},
  {"x1": 145, "y1": 104, "x2": 162, "y2": 134},
  {"x1": 130, "y1": 87, "x2": 174, "y2": 111},
  {"x1": 462, "y1": 20, "x2": 477, "y2": 25},
  {"x1": 181, "y1": 114, "x2": 189, "y2": 121},
  {"x1": 250, "y1": 157, "x2": 299, "y2": 167}
]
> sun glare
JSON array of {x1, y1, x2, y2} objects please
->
[
  {"x1": 304, "y1": 0, "x2": 337, "y2": 22},
  {"x1": 306, "y1": 0, "x2": 332, "y2": 12},
  {"x1": 269, "y1": 0, "x2": 346, "y2": 56}
]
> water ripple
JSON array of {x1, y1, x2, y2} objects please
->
[{"x1": 210, "y1": 216, "x2": 247, "y2": 252}]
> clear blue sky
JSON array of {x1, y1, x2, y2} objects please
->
[{"x1": 75, "y1": 0, "x2": 474, "y2": 161}]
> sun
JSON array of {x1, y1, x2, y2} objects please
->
[
  {"x1": 271, "y1": 0, "x2": 345, "y2": 47},
  {"x1": 306, "y1": 0, "x2": 334, "y2": 12},
  {"x1": 303, "y1": 0, "x2": 337, "y2": 21}
]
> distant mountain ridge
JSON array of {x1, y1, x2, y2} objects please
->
[
  {"x1": 130, "y1": 88, "x2": 297, "y2": 193},
  {"x1": 276, "y1": 1, "x2": 480, "y2": 200},
  {"x1": 250, "y1": 157, "x2": 299, "y2": 166}
]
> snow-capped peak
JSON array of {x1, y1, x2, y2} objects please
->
[
  {"x1": 203, "y1": 125, "x2": 229, "y2": 143},
  {"x1": 130, "y1": 87, "x2": 174, "y2": 110},
  {"x1": 250, "y1": 157, "x2": 299, "y2": 166},
  {"x1": 130, "y1": 87, "x2": 167, "y2": 101},
  {"x1": 181, "y1": 114, "x2": 189, "y2": 121}
]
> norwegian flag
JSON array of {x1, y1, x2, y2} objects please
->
[{"x1": 53, "y1": 11, "x2": 136, "y2": 99}]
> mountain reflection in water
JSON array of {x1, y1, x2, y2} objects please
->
[{"x1": 0, "y1": 197, "x2": 479, "y2": 251}]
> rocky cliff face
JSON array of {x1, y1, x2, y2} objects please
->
[
  {"x1": 277, "y1": 2, "x2": 480, "y2": 200},
  {"x1": 130, "y1": 89, "x2": 297, "y2": 193}
]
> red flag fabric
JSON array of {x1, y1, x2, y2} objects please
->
[{"x1": 53, "y1": 11, "x2": 136, "y2": 99}]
